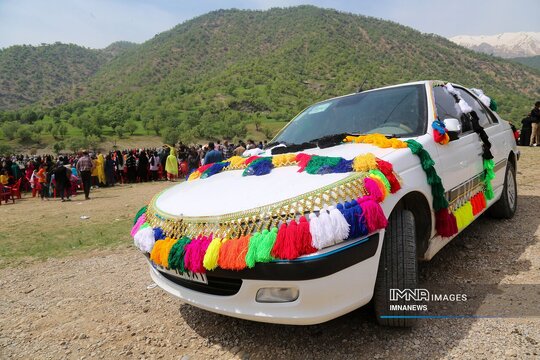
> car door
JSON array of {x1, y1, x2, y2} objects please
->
[{"x1": 431, "y1": 86, "x2": 483, "y2": 196}]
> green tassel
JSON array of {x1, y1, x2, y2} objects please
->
[
  {"x1": 245, "y1": 232, "x2": 262, "y2": 268},
  {"x1": 255, "y1": 228, "x2": 278, "y2": 262},
  {"x1": 489, "y1": 98, "x2": 498, "y2": 112},
  {"x1": 134, "y1": 206, "x2": 147, "y2": 225},
  {"x1": 305, "y1": 155, "x2": 342, "y2": 174},
  {"x1": 483, "y1": 159, "x2": 495, "y2": 200},
  {"x1": 369, "y1": 169, "x2": 391, "y2": 193},
  {"x1": 168, "y1": 237, "x2": 191, "y2": 272},
  {"x1": 406, "y1": 139, "x2": 449, "y2": 211}
]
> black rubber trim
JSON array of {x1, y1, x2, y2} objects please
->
[
  {"x1": 158, "y1": 271, "x2": 243, "y2": 296},
  {"x1": 206, "y1": 233, "x2": 379, "y2": 281}
]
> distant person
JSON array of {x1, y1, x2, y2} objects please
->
[
  {"x1": 36, "y1": 165, "x2": 48, "y2": 200},
  {"x1": 203, "y1": 142, "x2": 223, "y2": 164},
  {"x1": 53, "y1": 160, "x2": 71, "y2": 201},
  {"x1": 96, "y1": 153, "x2": 106, "y2": 186},
  {"x1": 105, "y1": 154, "x2": 116, "y2": 187},
  {"x1": 126, "y1": 152, "x2": 137, "y2": 183},
  {"x1": 529, "y1": 101, "x2": 540, "y2": 146},
  {"x1": 149, "y1": 152, "x2": 160, "y2": 181},
  {"x1": 165, "y1": 146, "x2": 179, "y2": 181},
  {"x1": 76, "y1": 151, "x2": 94, "y2": 200},
  {"x1": 138, "y1": 150, "x2": 149, "y2": 182},
  {"x1": 234, "y1": 141, "x2": 246, "y2": 156}
]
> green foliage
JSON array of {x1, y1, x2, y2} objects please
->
[
  {"x1": 53, "y1": 141, "x2": 65, "y2": 154},
  {"x1": 0, "y1": 143, "x2": 12, "y2": 154},
  {"x1": 86, "y1": 135, "x2": 100, "y2": 152},
  {"x1": 2, "y1": 121, "x2": 20, "y2": 140},
  {"x1": 15, "y1": 125, "x2": 33, "y2": 142},
  {"x1": 67, "y1": 137, "x2": 86, "y2": 153},
  {"x1": 261, "y1": 126, "x2": 274, "y2": 140},
  {"x1": 123, "y1": 120, "x2": 138, "y2": 136},
  {"x1": 511, "y1": 55, "x2": 540, "y2": 72}
]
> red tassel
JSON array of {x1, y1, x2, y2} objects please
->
[
  {"x1": 295, "y1": 153, "x2": 312, "y2": 172},
  {"x1": 472, "y1": 194, "x2": 481, "y2": 215},
  {"x1": 271, "y1": 223, "x2": 289, "y2": 259},
  {"x1": 478, "y1": 192, "x2": 487, "y2": 210},
  {"x1": 244, "y1": 156, "x2": 260, "y2": 165},
  {"x1": 433, "y1": 129, "x2": 446, "y2": 143},
  {"x1": 357, "y1": 198, "x2": 388, "y2": 233},
  {"x1": 376, "y1": 159, "x2": 401, "y2": 193},
  {"x1": 298, "y1": 216, "x2": 317, "y2": 255},
  {"x1": 435, "y1": 209, "x2": 458, "y2": 237}
]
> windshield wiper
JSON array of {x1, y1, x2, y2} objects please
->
[{"x1": 270, "y1": 132, "x2": 358, "y2": 155}]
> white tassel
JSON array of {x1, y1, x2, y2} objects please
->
[
  {"x1": 444, "y1": 83, "x2": 458, "y2": 95},
  {"x1": 317, "y1": 207, "x2": 335, "y2": 248},
  {"x1": 134, "y1": 226, "x2": 155, "y2": 253},
  {"x1": 328, "y1": 205, "x2": 350, "y2": 242},
  {"x1": 309, "y1": 212, "x2": 325, "y2": 249},
  {"x1": 478, "y1": 94, "x2": 491, "y2": 107},
  {"x1": 458, "y1": 99, "x2": 473, "y2": 114}
]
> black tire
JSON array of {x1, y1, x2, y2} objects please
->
[
  {"x1": 488, "y1": 160, "x2": 517, "y2": 219},
  {"x1": 374, "y1": 208, "x2": 418, "y2": 327}
]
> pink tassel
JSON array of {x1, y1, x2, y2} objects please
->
[
  {"x1": 130, "y1": 214, "x2": 146, "y2": 237},
  {"x1": 296, "y1": 153, "x2": 312, "y2": 172},
  {"x1": 184, "y1": 235, "x2": 213, "y2": 273},
  {"x1": 435, "y1": 209, "x2": 458, "y2": 237},
  {"x1": 364, "y1": 177, "x2": 384, "y2": 203},
  {"x1": 357, "y1": 197, "x2": 388, "y2": 233}
]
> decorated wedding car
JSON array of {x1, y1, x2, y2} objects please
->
[{"x1": 131, "y1": 80, "x2": 518, "y2": 327}]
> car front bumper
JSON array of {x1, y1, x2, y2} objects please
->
[{"x1": 147, "y1": 231, "x2": 383, "y2": 325}]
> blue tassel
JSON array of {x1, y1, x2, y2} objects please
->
[
  {"x1": 432, "y1": 119, "x2": 446, "y2": 135},
  {"x1": 201, "y1": 162, "x2": 230, "y2": 179},
  {"x1": 243, "y1": 158, "x2": 274, "y2": 176},
  {"x1": 338, "y1": 201, "x2": 364, "y2": 239},
  {"x1": 331, "y1": 158, "x2": 353, "y2": 173},
  {"x1": 153, "y1": 227, "x2": 166, "y2": 241}
]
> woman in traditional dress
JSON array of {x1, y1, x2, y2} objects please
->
[{"x1": 165, "y1": 146, "x2": 179, "y2": 181}]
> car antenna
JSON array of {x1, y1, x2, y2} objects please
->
[{"x1": 357, "y1": 77, "x2": 368, "y2": 93}]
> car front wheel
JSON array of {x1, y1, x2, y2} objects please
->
[
  {"x1": 373, "y1": 208, "x2": 418, "y2": 327},
  {"x1": 489, "y1": 160, "x2": 517, "y2": 219}
]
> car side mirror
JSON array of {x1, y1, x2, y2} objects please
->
[{"x1": 443, "y1": 118, "x2": 461, "y2": 140}]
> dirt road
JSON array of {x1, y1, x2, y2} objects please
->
[{"x1": 1, "y1": 148, "x2": 539, "y2": 359}]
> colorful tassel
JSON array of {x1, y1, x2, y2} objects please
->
[
  {"x1": 218, "y1": 236, "x2": 249, "y2": 270},
  {"x1": 309, "y1": 212, "x2": 324, "y2": 249},
  {"x1": 435, "y1": 209, "x2": 458, "y2": 237},
  {"x1": 244, "y1": 155, "x2": 261, "y2": 165},
  {"x1": 298, "y1": 216, "x2": 317, "y2": 255},
  {"x1": 483, "y1": 159, "x2": 495, "y2": 200},
  {"x1": 363, "y1": 177, "x2": 384, "y2": 203},
  {"x1": 227, "y1": 156, "x2": 247, "y2": 169},
  {"x1": 332, "y1": 158, "x2": 353, "y2": 173},
  {"x1": 168, "y1": 237, "x2": 191, "y2": 272},
  {"x1": 134, "y1": 226, "x2": 156, "y2": 253},
  {"x1": 317, "y1": 208, "x2": 335, "y2": 247},
  {"x1": 295, "y1": 153, "x2": 313, "y2": 172},
  {"x1": 328, "y1": 205, "x2": 350, "y2": 242},
  {"x1": 203, "y1": 237, "x2": 223, "y2": 271},
  {"x1": 369, "y1": 169, "x2": 391, "y2": 194},
  {"x1": 256, "y1": 228, "x2": 278, "y2": 262},
  {"x1": 153, "y1": 227, "x2": 166, "y2": 241},
  {"x1": 489, "y1": 98, "x2": 498, "y2": 112},
  {"x1": 245, "y1": 232, "x2": 262, "y2": 268},
  {"x1": 131, "y1": 214, "x2": 147, "y2": 237},
  {"x1": 344, "y1": 134, "x2": 408, "y2": 149},
  {"x1": 243, "y1": 157, "x2": 274, "y2": 176},
  {"x1": 133, "y1": 206, "x2": 147, "y2": 225},
  {"x1": 375, "y1": 159, "x2": 401, "y2": 193},
  {"x1": 352, "y1": 153, "x2": 377, "y2": 172},
  {"x1": 201, "y1": 162, "x2": 230, "y2": 179},
  {"x1": 184, "y1": 235, "x2": 213, "y2": 273},
  {"x1": 271, "y1": 223, "x2": 289, "y2": 258},
  {"x1": 272, "y1": 154, "x2": 297, "y2": 167},
  {"x1": 305, "y1": 155, "x2": 342, "y2": 175},
  {"x1": 357, "y1": 197, "x2": 388, "y2": 233}
]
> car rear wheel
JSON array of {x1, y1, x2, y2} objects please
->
[
  {"x1": 489, "y1": 160, "x2": 517, "y2": 219},
  {"x1": 373, "y1": 208, "x2": 418, "y2": 327}
]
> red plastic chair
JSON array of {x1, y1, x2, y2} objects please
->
[
  {"x1": 10, "y1": 178, "x2": 22, "y2": 199},
  {"x1": 0, "y1": 183, "x2": 15, "y2": 205}
]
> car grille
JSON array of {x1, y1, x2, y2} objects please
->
[{"x1": 158, "y1": 270, "x2": 242, "y2": 296}]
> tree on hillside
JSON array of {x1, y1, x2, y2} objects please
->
[
  {"x1": 16, "y1": 125, "x2": 33, "y2": 143},
  {"x1": 1, "y1": 121, "x2": 20, "y2": 140},
  {"x1": 53, "y1": 141, "x2": 65, "y2": 155},
  {"x1": 124, "y1": 120, "x2": 138, "y2": 136}
]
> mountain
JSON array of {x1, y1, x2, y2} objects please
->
[
  {"x1": 511, "y1": 55, "x2": 540, "y2": 71},
  {"x1": 1, "y1": 6, "x2": 539, "y2": 142},
  {"x1": 450, "y1": 32, "x2": 540, "y2": 58},
  {"x1": 0, "y1": 41, "x2": 138, "y2": 111}
]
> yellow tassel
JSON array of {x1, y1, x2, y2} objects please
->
[
  {"x1": 344, "y1": 134, "x2": 408, "y2": 149},
  {"x1": 150, "y1": 239, "x2": 165, "y2": 265},
  {"x1": 462, "y1": 202, "x2": 474, "y2": 228},
  {"x1": 188, "y1": 171, "x2": 201, "y2": 181},
  {"x1": 352, "y1": 153, "x2": 377, "y2": 172},
  {"x1": 227, "y1": 156, "x2": 247, "y2": 169},
  {"x1": 272, "y1": 154, "x2": 296, "y2": 167},
  {"x1": 203, "y1": 237, "x2": 223, "y2": 270},
  {"x1": 160, "y1": 238, "x2": 178, "y2": 268}
]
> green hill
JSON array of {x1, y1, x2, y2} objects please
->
[
  {"x1": 1, "y1": 6, "x2": 539, "y2": 150},
  {"x1": 511, "y1": 55, "x2": 540, "y2": 72}
]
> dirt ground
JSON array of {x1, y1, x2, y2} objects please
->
[{"x1": 0, "y1": 148, "x2": 539, "y2": 359}]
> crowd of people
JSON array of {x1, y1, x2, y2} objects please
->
[{"x1": 0, "y1": 139, "x2": 268, "y2": 202}]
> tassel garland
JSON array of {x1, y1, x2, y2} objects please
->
[
  {"x1": 134, "y1": 226, "x2": 156, "y2": 253},
  {"x1": 202, "y1": 237, "x2": 223, "y2": 271}
]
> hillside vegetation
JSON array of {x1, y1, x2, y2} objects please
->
[
  {"x1": 1, "y1": 6, "x2": 539, "y2": 152},
  {"x1": 511, "y1": 55, "x2": 540, "y2": 72}
]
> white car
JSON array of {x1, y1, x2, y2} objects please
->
[{"x1": 132, "y1": 80, "x2": 518, "y2": 327}]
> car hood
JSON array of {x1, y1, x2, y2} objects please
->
[{"x1": 154, "y1": 143, "x2": 404, "y2": 218}]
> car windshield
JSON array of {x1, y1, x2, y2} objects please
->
[{"x1": 272, "y1": 84, "x2": 427, "y2": 145}]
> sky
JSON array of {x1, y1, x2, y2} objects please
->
[{"x1": 0, "y1": 0, "x2": 538, "y2": 49}]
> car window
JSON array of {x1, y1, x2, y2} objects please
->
[
  {"x1": 457, "y1": 88, "x2": 496, "y2": 127},
  {"x1": 433, "y1": 86, "x2": 472, "y2": 133}
]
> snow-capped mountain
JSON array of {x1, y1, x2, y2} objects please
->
[{"x1": 449, "y1": 32, "x2": 540, "y2": 58}]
